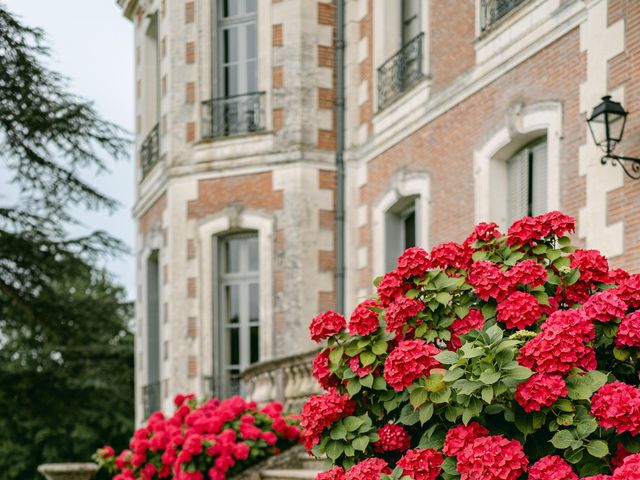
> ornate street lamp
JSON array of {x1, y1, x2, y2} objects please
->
[{"x1": 587, "y1": 95, "x2": 640, "y2": 179}]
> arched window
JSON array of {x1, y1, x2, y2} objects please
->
[
  {"x1": 216, "y1": 231, "x2": 260, "y2": 398},
  {"x1": 505, "y1": 138, "x2": 547, "y2": 225}
]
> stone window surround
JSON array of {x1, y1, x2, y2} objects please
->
[
  {"x1": 197, "y1": 209, "x2": 275, "y2": 395},
  {"x1": 371, "y1": 170, "x2": 431, "y2": 278},
  {"x1": 473, "y1": 101, "x2": 562, "y2": 227}
]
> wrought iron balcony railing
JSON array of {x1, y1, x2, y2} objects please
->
[
  {"x1": 480, "y1": 0, "x2": 528, "y2": 31},
  {"x1": 142, "y1": 381, "x2": 161, "y2": 419},
  {"x1": 377, "y1": 33, "x2": 424, "y2": 111},
  {"x1": 201, "y1": 91, "x2": 266, "y2": 140},
  {"x1": 140, "y1": 123, "x2": 160, "y2": 179}
]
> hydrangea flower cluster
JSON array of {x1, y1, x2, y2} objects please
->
[
  {"x1": 303, "y1": 211, "x2": 640, "y2": 480},
  {"x1": 95, "y1": 395, "x2": 300, "y2": 480}
]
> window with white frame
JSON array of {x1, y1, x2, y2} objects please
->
[
  {"x1": 505, "y1": 138, "x2": 547, "y2": 225},
  {"x1": 384, "y1": 196, "x2": 420, "y2": 272},
  {"x1": 143, "y1": 249, "x2": 161, "y2": 417},
  {"x1": 216, "y1": 232, "x2": 260, "y2": 398}
]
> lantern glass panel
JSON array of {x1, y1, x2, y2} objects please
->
[
  {"x1": 588, "y1": 114, "x2": 607, "y2": 147},
  {"x1": 608, "y1": 112, "x2": 626, "y2": 143}
]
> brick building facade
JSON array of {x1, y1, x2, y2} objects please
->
[{"x1": 117, "y1": 0, "x2": 640, "y2": 423}]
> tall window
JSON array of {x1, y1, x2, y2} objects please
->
[
  {"x1": 385, "y1": 197, "x2": 419, "y2": 272},
  {"x1": 506, "y1": 138, "x2": 547, "y2": 225},
  {"x1": 217, "y1": 233, "x2": 260, "y2": 398},
  {"x1": 144, "y1": 250, "x2": 161, "y2": 418},
  {"x1": 217, "y1": 0, "x2": 257, "y2": 97}
]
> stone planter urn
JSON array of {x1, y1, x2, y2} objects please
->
[{"x1": 37, "y1": 463, "x2": 98, "y2": 480}]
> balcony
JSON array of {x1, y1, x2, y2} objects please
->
[
  {"x1": 201, "y1": 91, "x2": 266, "y2": 140},
  {"x1": 377, "y1": 33, "x2": 424, "y2": 111},
  {"x1": 142, "y1": 381, "x2": 161, "y2": 419},
  {"x1": 480, "y1": 0, "x2": 529, "y2": 31},
  {"x1": 140, "y1": 123, "x2": 160, "y2": 179},
  {"x1": 242, "y1": 349, "x2": 321, "y2": 412}
]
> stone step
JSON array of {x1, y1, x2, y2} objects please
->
[
  {"x1": 297, "y1": 452, "x2": 325, "y2": 471},
  {"x1": 260, "y1": 469, "x2": 321, "y2": 480}
]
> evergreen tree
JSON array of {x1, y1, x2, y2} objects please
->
[{"x1": 0, "y1": 5, "x2": 134, "y2": 478}]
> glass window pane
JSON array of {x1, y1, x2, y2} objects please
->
[
  {"x1": 224, "y1": 65, "x2": 239, "y2": 96},
  {"x1": 245, "y1": 0, "x2": 257, "y2": 14},
  {"x1": 223, "y1": 27, "x2": 239, "y2": 63},
  {"x1": 249, "y1": 283, "x2": 259, "y2": 323},
  {"x1": 403, "y1": 210, "x2": 416, "y2": 250},
  {"x1": 530, "y1": 141, "x2": 548, "y2": 216},
  {"x1": 248, "y1": 236, "x2": 259, "y2": 271},
  {"x1": 226, "y1": 327, "x2": 240, "y2": 366},
  {"x1": 507, "y1": 149, "x2": 529, "y2": 224},
  {"x1": 224, "y1": 237, "x2": 240, "y2": 272},
  {"x1": 222, "y1": 0, "x2": 239, "y2": 18},
  {"x1": 246, "y1": 23, "x2": 257, "y2": 60},
  {"x1": 250, "y1": 326, "x2": 260, "y2": 364},
  {"x1": 225, "y1": 285, "x2": 239, "y2": 324}
]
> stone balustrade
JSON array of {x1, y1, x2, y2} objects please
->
[{"x1": 241, "y1": 349, "x2": 322, "y2": 413}]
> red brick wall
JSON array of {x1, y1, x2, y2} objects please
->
[
  {"x1": 139, "y1": 192, "x2": 167, "y2": 235},
  {"x1": 429, "y1": 0, "x2": 476, "y2": 91},
  {"x1": 186, "y1": 172, "x2": 283, "y2": 219}
]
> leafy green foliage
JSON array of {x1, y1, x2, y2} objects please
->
[{"x1": 0, "y1": 5, "x2": 133, "y2": 479}]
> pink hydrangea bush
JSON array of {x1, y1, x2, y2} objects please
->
[
  {"x1": 95, "y1": 395, "x2": 300, "y2": 480},
  {"x1": 303, "y1": 212, "x2": 640, "y2": 479}
]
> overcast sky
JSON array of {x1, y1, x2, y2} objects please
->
[{"x1": 3, "y1": 0, "x2": 136, "y2": 298}]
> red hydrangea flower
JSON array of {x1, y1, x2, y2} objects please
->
[
  {"x1": 496, "y1": 291, "x2": 542, "y2": 330},
  {"x1": 396, "y1": 448, "x2": 444, "y2": 480},
  {"x1": 312, "y1": 349, "x2": 339, "y2": 390},
  {"x1": 612, "y1": 273, "x2": 640, "y2": 308},
  {"x1": 616, "y1": 311, "x2": 640, "y2": 348},
  {"x1": 582, "y1": 290, "x2": 627, "y2": 322},
  {"x1": 542, "y1": 211, "x2": 576, "y2": 237},
  {"x1": 613, "y1": 453, "x2": 640, "y2": 479},
  {"x1": 349, "y1": 298, "x2": 380, "y2": 336},
  {"x1": 457, "y1": 435, "x2": 528, "y2": 480},
  {"x1": 397, "y1": 246, "x2": 430, "y2": 279},
  {"x1": 608, "y1": 268, "x2": 630, "y2": 284},
  {"x1": 451, "y1": 309, "x2": 484, "y2": 336},
  {"x1": 348, "y1": 356, "x2": 373, "y2": 378},
  {"x1": 467, "y1": 261, "x2": 512, "y2": 301},
  {"x1": 309, "y1": 311, "x2": 346, "y2": 343},
  {"x1": 98, "y1": 445, "x2": 115, "y2": 459},
  {"x1": 316, "y1": 466, "x2": 345, "y2": 480},
  {"x1": 344, "y1": 458, "x2": 390, "y2": 480},
  {"x1": 514, "y1": 374, "x2": 567, "y2": 413},
  {"x1": 528, "y1": 455, "x2": 577, "y2": 480},
  {"x1": 570, "y1": 249, "x2": 609, "y2": 284},
  {"x1": 582, "y1": 476, "x2": 613, "y2": 480},
  {"x1": 442, "y1": 422, "x2": 488, "y2": 457},
  {"x1": 429, "y1": 242, "x2": 472, "y2": 270},
  {"x1": 377, "y1": 270, "x2": 407, "y2": 307},
  {"x1": 507, "y1": 259, "x2": 547, "y2": 288},
  {"x1": 464, "y1": 222, "x2": 501, "y2": 246},
  {"x1": 300, "y1": 391, "x2": 356, "y2": 449},
  {"x1": 507, "y1": 216, "x2": 548, "y2": 246},
  {"x1": 383, "y1": 340, "x2": 441, "y2": 391},
  {"x1": 385, "y1": 296, "x2": 424, "y2": 335},
  {"x1": 541, "y1": 309, "x2": 594, "y2": 343},
  {"x1": 591, "y1": 382, "x2": 640, "y2": 436},
  {"x1": 518, "y1": 327, "x2": 593, "y2": 375},
  {"x1": 373, "y1": 424, "x2": 411, "y2": 453},
  {"x1": 561, "y1": 282, "x2": 592, "y2": 306}
]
